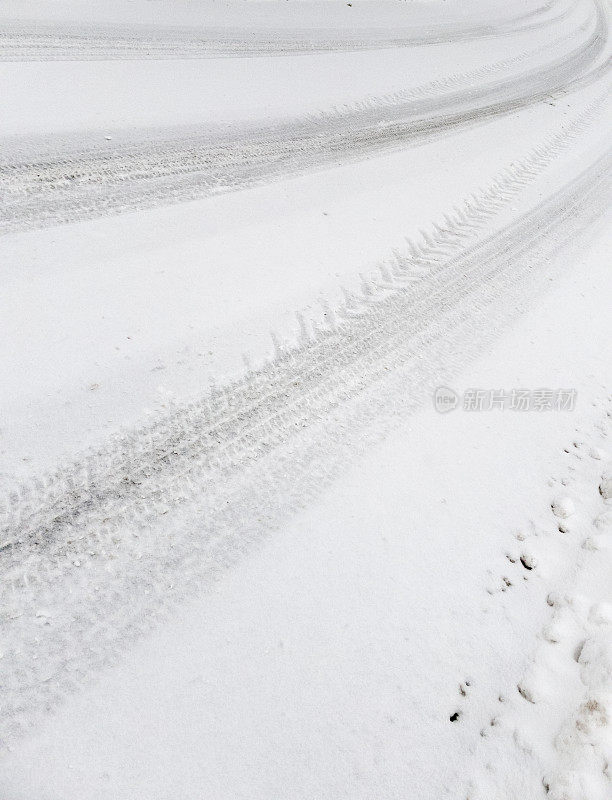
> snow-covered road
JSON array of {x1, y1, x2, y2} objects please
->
[
  {"x1": 1, "y1": 0, "x2": 605, "y2": 233},
  {"x1": 1, "y1": 1, "x2": 611, "y2": 798},
  {"x1": 0, "y1": 0, "x2": 580, "y2": 60}
]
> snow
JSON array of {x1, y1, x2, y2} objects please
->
[
  {"x1": 2, "y1": 4, "x2": 588, "y2": 137},
  {"x1": 0, "y1": 0, "x2": 611, "y2": 797},
  {"x1": 2, "y1": 90, "x2": 607, "y2": 483},
  {"x1": 2, "y1": 222, "x2": 611, "y2": 800},
  {"x1": 0, "y1": 0, "x2": 564, "y2": 31}
]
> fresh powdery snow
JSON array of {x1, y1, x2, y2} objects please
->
[{"x1": 0, "y1": 1, "x2": 611, "y2": 798}]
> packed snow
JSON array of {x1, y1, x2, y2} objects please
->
[{"x1": 0, "y1": 1, "x2": 611, "y2": 798}]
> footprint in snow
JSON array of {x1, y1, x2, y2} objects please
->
[
  {"x1": 598, "y1": 470, "x2": 612, "y2": 501},
  {"x1": 551, "y1": 496, "x2": 575, "y2": 520}
]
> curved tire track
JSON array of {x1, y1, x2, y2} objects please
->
[
  {"x1": 0, "y1": 103, "x2": 609, "y2": 747},
  {"x1": 0, "y1": 0, "x2": 575, "y2": 61},
  {"x1": 0, "y1": 0, "x2": 607, "y2": 235}
]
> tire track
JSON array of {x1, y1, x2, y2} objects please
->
[
  {"x1": 0, "y1": 0, "x2": 573, "y2": 61},
  {"x1": 1, "y1": 98, "x2": 605, "y2": 553},
  {"x1": 0, "y1": 0, "x2": 606, "y2": 235},
  {"x1": 0, "y1": 109, "x2": 609, "y2": 748},
  {"x1": 1, "y1": 99, "x2": 603, "y2": 549},
  {"x1": 304, "y1": 12, "x2": 594, "y2": 125}
]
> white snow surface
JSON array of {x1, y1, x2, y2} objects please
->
[{"x1": 0, "y1": 1, "x2": 611, "y2": 798}]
